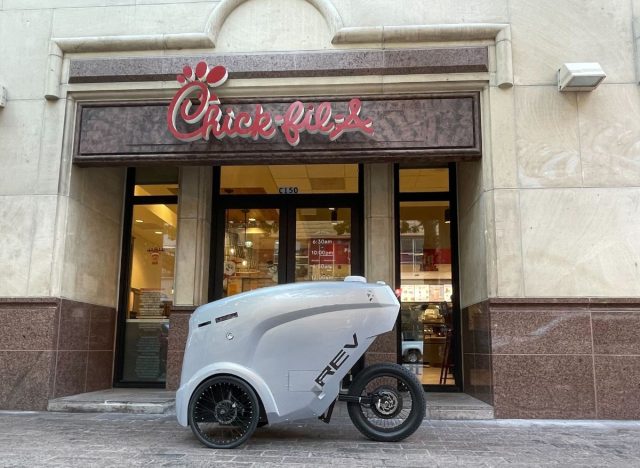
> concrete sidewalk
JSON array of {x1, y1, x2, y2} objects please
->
[
  {"x1": 47, "y1": 390, "x2": 494, "y2": 420},
  {"x1": 0, "y1": 409, "x2": 639, "y2": 467}
]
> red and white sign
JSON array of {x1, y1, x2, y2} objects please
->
[
  {"x1": 309, "y1": 238, "x2": 351, "y2": 265},
  {"x1": 167, "y1": 61, "x2": 374, "y2": 146}
]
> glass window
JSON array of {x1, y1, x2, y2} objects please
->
[
  {"x1": 399, "y1": 201, "x2": 454, "y2": 386},
  {"x1": 221, "y1": 164, "x2": 358, "y2": 195},
  {"x1": 399, "y1": 168, "x2": 449, "y2": 193},
  {"x1": 222, "y1": 208, "x2": 280, "y2": 297}
]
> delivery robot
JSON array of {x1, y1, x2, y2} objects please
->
[{"x1": 176, "y1": 276, "x2": 426, "y2": 449}]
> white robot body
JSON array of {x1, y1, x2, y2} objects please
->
[{"x1": 175, "y1": 277, "x2": 399, "y2": 427}]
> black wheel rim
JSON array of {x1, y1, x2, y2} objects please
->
[
  {"x1": 356, "y1": 374, "x2": 415, "y2": 432},
  {"x1": 192, "y1": 380, "x2": 256, "y2": 447}
]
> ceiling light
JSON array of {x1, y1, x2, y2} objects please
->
[
  {"x1": 135, "y1": 219, "x2": 144, "y2": 223},
  {"x1": 155, "y1": 231, "x2": 163, "y2": 234},
  {"x1": 558, "y1": 63, "x2": 606, "y2": 92},
  {"x1": 248, "y1": 217, "x2": 256, "y2": 222}
]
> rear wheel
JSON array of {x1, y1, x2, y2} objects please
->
[
  {"x1": 347, "y1": 363, "x2": 425, "y2": 442},
  {"x1": 188, "y1": 375, "x2": 259, "y2": 449}
]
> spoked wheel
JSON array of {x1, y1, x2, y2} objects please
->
[
  {"x1": 188, "y1": 375, "x2": 259, "y2": 449},
  {"x1": 347, "y1": 363, "x2": 426, "y2": 442}
]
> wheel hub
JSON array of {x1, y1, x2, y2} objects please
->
[
  {"x1": 371, "y1": 387, "x2": 402, "y2": 418},
  {"x1": 214, "y1": 400, "x2": 238, "y2": 424}
]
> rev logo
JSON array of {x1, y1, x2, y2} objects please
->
[{"x1": 314, "y1": 333, "x2": 358, "y2": 387}]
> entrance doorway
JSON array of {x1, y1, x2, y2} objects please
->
[
  {"x1": 395, "y1": 165, "x2": 461, "y2": 390},
  {"x1": 115, "y1": 168, "x2": 179, "y2": 387},
  {"x1": 211, "y1": 165, "x2": 363, "y2": 299}
]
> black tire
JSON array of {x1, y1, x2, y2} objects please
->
[
  {"x1": 405, "y1": 350, "x2": 422, "y2": 364},
  {"x1": 188, "y1": 375, "x2": 259, "y2": 449},
  {"x1": 347, "y1": 363, "x2": 426, "y2": 442}
]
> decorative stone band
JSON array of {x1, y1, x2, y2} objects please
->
[{"x1": 67, "y1": 48, "x2": 489, "y2": 85}]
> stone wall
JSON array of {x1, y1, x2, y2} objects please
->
[
  {"x1": 0, "y1": 298, "x2": 115, "y2": 411},
  {"x1": 490, "y1": 299, "x2": 640, "y2": 419}
]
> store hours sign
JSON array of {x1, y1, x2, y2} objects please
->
[{"x1": 166, "y1": 61, "x2": 375, "y2": 146}]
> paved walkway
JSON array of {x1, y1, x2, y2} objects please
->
[{"x1": 1, "y1": 409, "x2": 639, "y2": 467}]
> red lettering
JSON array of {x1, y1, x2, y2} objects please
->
[
  {"x1": 166, "y1": 81, "x2": 210, "y2": 142},
  {"x1": 280, "y1": 101, "x2": 305, "y2": 146},
  {"x1": 167, "y1": 69, "x2": 373, "y2": 146},
  {"x1": 253, "y1": 104, "x2": 276, "y2": 140},
  {"x1": 329, "y1": 99, "x2": 373, "y2": 141},
  {"x1": 235, "y1": 112, "x2": 253, "y2": 137}
]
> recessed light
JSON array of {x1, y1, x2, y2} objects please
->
[
  {"x1": 248, "y1": 217, "x2": 256, "y2": 222},
  {"x1": 155, "y1": 231, "x2": 163, "y2": 234},
  {"x1": 135, "y1": 219, "x2": 144, "y2": 223}
]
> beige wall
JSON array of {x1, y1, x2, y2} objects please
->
[
  {"x1": 1, "y1": 0, "x2": 639, "y2": 303},
  {"x1": 174, "y1": 167, "x2": 212, "y2": 306},
  {"x1": 58, "y1": 167, "x2": 126, "y2": 308}
]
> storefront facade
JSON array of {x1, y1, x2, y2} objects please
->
[{"x1": 1, "y1": 0, "x2": 639, "y2": 420}]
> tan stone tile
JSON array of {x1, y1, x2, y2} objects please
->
[
  {"x1": 458, "y1": 193, "x2": 488, "y2": 308},
  {"x1": 61, "y1": 198, "x2": 121, "y2": 307},
  {"x1": 510, "y1": 0, "x2": 635, "y2": 85},
  {"x1": 336, "y1": 0, "x2": 508, "y2": 27},
  {"x1": 0, "y1": 196, "x2": 36, "y2": 296},
  {"x1": 27, "y1": 195, "x2": 58, "y2": 296},
  {"x1": 215, "y1": 0, "x2": 331, "y2": 52},
  {"x1": 515, "y1": 86, "x2": 582, "y2": 188},
  {"x1": 0, "y1": 9, "x2": 52, "y2": 100},
  {"x1": 488, "y1": 86, "x2": 518, "y2": 189},
  {"x1": 578, "y1": 84, "x2": 640, "y2": 187},
  {"x1": 493, "y1": 190, "x2": 524, "y2": 297},
  {"x1": 0, "y1": 100, "x2": 45, "y2": 196},
  {"x1": 174, "y1": 218, "x2": 198, "y2": 306},
  {"x1": 520, "y1": 188, "x2": 640, "y2": 297}
]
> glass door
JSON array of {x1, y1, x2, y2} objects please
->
[
  {"x1": 217, "y1": 204, "x2": 359, "y2": 298},
  {"x1": 221, "y1": 208, "x2": 281, "y2": 297},
  {"x1": 213, "y1": 164, "x2": 362, "y2": 299},
  {"x1": 121, "y1": 203, "x2": 177, "y2": 383},
  {"x1": 399, "y1": 201, "x2": 454, "y2": 386},
  {"x1": 396, "y1": 165, "x2": 460, "y2": 390},
  {"x1": 294, "y1": 207, "x2": 352, "y2": 282},
  {"x1": 116, "y1": 167, "x2": 179, "y2": 387}
]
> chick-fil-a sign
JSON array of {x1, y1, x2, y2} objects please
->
[{"x1": 167, "y1": 61, "x2": 374, "y2": 146}]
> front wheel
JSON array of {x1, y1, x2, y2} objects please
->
[
  {"x1": 188, "y1": 375, "x2": 259, "y2": 449},
  {"x1": 347, "y1": 363, "x2": 426, "y2": 442}
]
